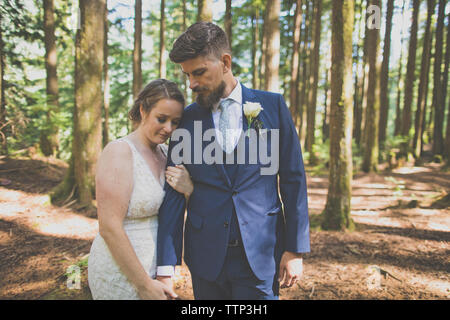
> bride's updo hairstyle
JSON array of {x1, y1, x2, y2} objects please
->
[{"x1": 128, "y1": 79, "x2": 185, "y2": 125}]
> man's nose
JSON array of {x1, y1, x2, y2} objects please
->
[{"x1": 189, "y1": 77, "x2": 198, "y2": 90}]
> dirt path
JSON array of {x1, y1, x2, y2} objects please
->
[{"x1": 0, "y1": 156, "x2": 449, "y2": 299}]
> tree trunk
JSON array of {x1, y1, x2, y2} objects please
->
[
  {"x1": 443, "y1": 13, "x2": 450, "y2": 160},
  {"x1": 394, "y1": 0, "x2": 407, "y2": 137},
  {"x1": 263, "y1": 0, "x2": 280, "y2": 92},
  {"x1": 432, "y1": 0, "x2": 446, "y2": 156},
  {"x1": 225, "y1": 0, "x2": 232, "y2": 49},
  {"x1": 103, "y1": 1, "x2": 110, "y2": 147},
  {"x1": 182, "y1": 0, "x2": 188, "y2": 99},
  {"x1": 298, "y1": 1, "x2": 312, "y2": 146},
  {"x1": 305, "y1": 0, "x2": 322, "y2": 164},
  {"x1": 159, "y1": 0, "x2": 166, "y2": 78},
  {"x1": 413, "y1": 0, "x2": 435, "y2": 158},
  {"x1": 133, "y1": 0, "x2": 142, "y2": 100},
  {"x1": 53, "y1": 0, "x2": 105, "y2": 208},
  {"x1": 378, "y1": 0, "x2": 394, "y2": 150},
  {"x1": 321, "y1": 0, "x2": 355, "y2": 231},
  {"x1": 323, "y1": 46, "x2": 332, "y2": 142},
  {"x1": 359, "y1": 3, "x2": 371, "y2": 153},
  {"x1": 0, "y1": 12, "x2": 6, "y2": 155},
  {"x1": 41, "y1": 0, "x2": 59, "y2": 157},
  {"x1": 362, "y1": 0, "x2": 381, "y2": 173},
  {"x1": 197, "y1": 0, "x2": 213, "y2": 22},
  {"x1": 353, "y1": 0, "x2": 365, "y2": 147},
  {"x1": 251, "y1": 8, "x2": 260, "y2": 90},
  {"x1": 401, "y1": 0, "x2": 420, "y2": 140},
  {"x1": 289, "y1": 0, "x2": 302, "y2": 119}
]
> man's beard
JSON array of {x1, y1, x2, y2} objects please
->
[{"x1": 194, "y1": 81, "x2": 226, "y2": 110}]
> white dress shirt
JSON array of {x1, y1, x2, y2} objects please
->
[
  {"x1": 156, "y1": 79, "x2": 243, "y2": 277},
  {"x1": 212, "y1": 79, "x2": 243, "y2": 152}
]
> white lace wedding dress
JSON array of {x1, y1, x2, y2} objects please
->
[{"x1": 88, "y1": 138, "x2": 167, "y2": 300}]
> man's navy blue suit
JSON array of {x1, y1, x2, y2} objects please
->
[{"x1": 157, "y1": 83, "x2": 310, "y2": 299}]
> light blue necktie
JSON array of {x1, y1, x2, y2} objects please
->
[{"x1": 218, "y1": 99, "x2": 233, "y2": 153}]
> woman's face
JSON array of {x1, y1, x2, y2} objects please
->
[{"x1": 140, "y1": 98, "x2": 183, "y2": 145}]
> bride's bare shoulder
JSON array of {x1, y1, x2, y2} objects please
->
[{"x1": 97, "y1": 139, "x2": 132, "y2": 168}]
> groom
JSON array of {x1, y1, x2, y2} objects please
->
[{"x1": 156, "y1": 22, "x2": 310, "y2": 300}]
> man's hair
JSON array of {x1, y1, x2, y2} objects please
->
[{"x1": 169, "y1": 22, "x2": 231, "y2": 63}]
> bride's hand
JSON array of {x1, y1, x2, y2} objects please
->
[
  {"x1": 165, "y1": 165, "x2": 193, "y2": 199},
  {"x1": 137, "y1": 279, "x2": 176, "y2": 300}
]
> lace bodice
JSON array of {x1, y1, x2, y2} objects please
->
[{"x1": 119, "y1": 137, "x2": 167, "y2": 219}]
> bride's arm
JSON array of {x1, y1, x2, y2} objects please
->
[{"x1": 95, "y1": 141, "x2": 176, "y2": 300}]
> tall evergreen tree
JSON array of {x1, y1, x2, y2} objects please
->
[
  {"x1": 41, "y1": 0, "x2": 59, "y2": 157},
  {"x1": 289, "y1": 0, "x2": 302, "y2": 119},
  {"x1": 362, "y1": 0, "x2": 381, "y2": 173},
  {"x1": 378, "y1": 0, "x2": 394, "y2": 149},
  {"x1": 322, "y1": 0, "x2": 355, "y2": 231},
  {"x1": 225, "y1": 0, "x2": 232, "y2": 49},
  {"x1": 159, "y1": 0, "x2": 166, "y2": 78},
  {"x1": 432, "y1": 0, "x2": 446, "y2": 155},
  {"x1": 53, "y1": 0, "x2": 106, "y2": 208},
  {"x1": 305, "y1": 0, "x2": 322, "y2": 164},
  {"x1": 263, "y1": 0, "x2": 280, "y2": 92},
  {"x1": 103, "y1": 0, "x2": 110, "y2": 147},
  {"x1": 394, "y1": 0, "x2": 407, "y2": 136},
  {"x1": 0, "y1": 11, "x2": 5, "y2": 155},
  {"x1": 401, "y1": 0, "x2": 420, "y2": 140},
  {"x1": 197, "y1": 0, "x2": 213, "y2": 22},
  {"x1": 413, "y1": 0, "x2": 435, "y2": 158},
  {"x1": 133, "y1": 0, "x2": 142, "y2": 100}
]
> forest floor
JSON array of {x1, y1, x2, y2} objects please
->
[{"x1": 0, "y1": 154, "x2": 449, "y2": 300}]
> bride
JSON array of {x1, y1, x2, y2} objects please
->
[{"x1": 88, "y1": 79, "x2": 192, "y2": 300}]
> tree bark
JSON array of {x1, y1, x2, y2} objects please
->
[
  {"x1": 103, "y1": 0, "x2": 110, "y2": 147},
  {"x1": 263, "y1": 0, "x2": 280, "y2": 92},
  {"x1": 289, "y1": 0, "x2": 302, "y2": 120},
  {"x1": 54, "y1": 0, "x2": 105, "y2": 208},
  {"x1": 225, "y1": 0, "x2": 232, "y2": 49},
  {"x1": 362, "y1": 0, "x2": 381, "y2": 173},
  {"x1": 321, "y1": 0, "x2": 355, "y2": 231},
  {"x1": 394, "y1": 0, "x2": 407, "y2": 136},
  {"x1": 298, "y1": 1, "x2": 312, "y2": 146},
  {"x1": 432, "y1": 0, "x2": 446, "y2": 155},
  {"x1": 401, "y1": 0, "x2": 420, "y2": 139},
  {"x1": 133, "y1": 0, "x2": 142, "y2": 100},
  {"x1": 251, "y1": 8, "x2": 260, "y2": 90},
  {"x1": 197, "y1": 0, "x2": 213, "y2": 22},
  {"x1": 413, "y1": 0, "x2": 435, "y2": 158},
  {"x1": 378, "y1": 0, "x2": 394, "y2": 149},
  {"x1": 444, "y1": 13, "x2": 450, "y2": 160},
  {"x1": 323, "y1": 46, "x2": 332, "y2": 142},
  {"x1": 159, "y1": 0, "x2": 166, "y2": 78},
  {"x1": 41, "y1": 0, "x2": 59, "y2": 157},
  {"x1": 305, "y1": 0, "x2": 322, "y2": 164},
  {"x1": 182, "y1": 0, "x2": 188, "y2": 99},
  {"x1": 0, "y1": 12, "x2": 6, "y2": 155},
  {"x1": 353, "y1": 0, "x2": 365, "y2": 147}
]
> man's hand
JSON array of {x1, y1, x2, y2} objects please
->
[
  {"x1": 278, "y1": 251, "x2": 303, "y2": 289},
  {"x1": 156, "y1": 276, "x2": 178, "y2": 299}
]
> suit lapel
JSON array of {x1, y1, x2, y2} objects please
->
[{"x1": 234, "y1": 84, "x2": 262, "y2": 188}]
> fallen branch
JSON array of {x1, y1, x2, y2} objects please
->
[{"x1": 0, "y1": 166, "x2": 47, "y2": 173}]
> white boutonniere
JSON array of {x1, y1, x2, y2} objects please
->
[{"x1": 243, "y1": 102, "x2": 264, "y2": 137}]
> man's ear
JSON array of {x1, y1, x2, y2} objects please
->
[{"x1": 221, "y1": 53, "x2": 232, "y2": 73}]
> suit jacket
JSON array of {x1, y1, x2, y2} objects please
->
[{"x1": 157, "y1": 83, "x2": 310, "y2": 281}]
